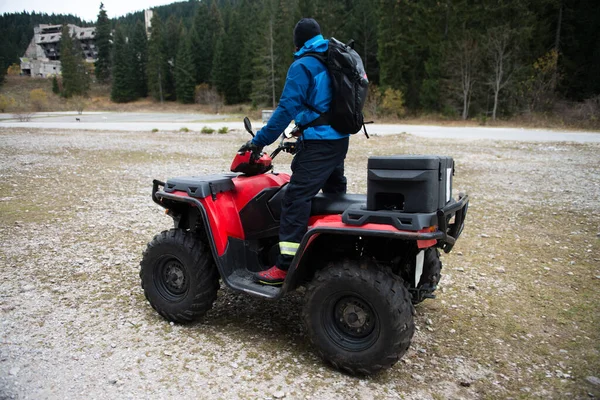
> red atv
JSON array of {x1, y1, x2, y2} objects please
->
[{"x1": 141, "y1": 117, "x2": 469, "y2": 374}]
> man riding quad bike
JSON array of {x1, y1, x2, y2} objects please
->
[{"x1": 140, "y1": 117, "x2": 469, "y2": 374}]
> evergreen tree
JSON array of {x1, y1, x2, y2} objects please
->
[
  {"x1": 346, "y1": 0, "x2": 379, "y2": 84},
  {"x1": 111, "y1": 26, "x2": 134, "y2": 102},
  {"x1": 147, "y1": 13, "x2": 168, "y2": 102},
  {"x1": 175, "y1": 34, "x2": 196, "y2": 104},
  {"x1": 377, "y1": 1, "x2": 429, "y2": 110},
  {"x1": 297, "y1": 0, "x2": 316, "y2": 18},
  {"x1": 190, "y1": 1, "x2": 211, "y2": 84},
  {"x1": 272, "y1": 0, "x2": 296, "y2": 99},
  {"x1": 130, "y1": 21, "x2": 148, "y2": 98},
  {"x1": 238, "y1": 0, "x2": 262, "y2": 102},
  {"x1": 164, "y1": 15, "x2": 182, "y2": 100},
  {"x1": 52, "y1": 75, "x2": 60, "y2": 94},
  {"x1": 95, "y1": 3, "x2": 112, "y2": 83},
  {"x1": 252, "y1": 15, "x2": 279, "y2": 108},
  {"x1": 0, "y1": 56, "x2": 6, "y2": 86},
  {"x1": 212, "y1": 6, "x2": 244, "y2": 104},
  {"x1": 198, "y1": 0, "x2": 224, "y2": 85},
  {"x1": 60, "y1": 24, "x2": 90, "y2": 98},
  {"x1": 312, "y1": 0, "x2": 347, "y2": 38}
]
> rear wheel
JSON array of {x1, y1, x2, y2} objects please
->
[
  {"x1": 140, "y1": 229, "x2": 219, "y2": 323},
  {"x1": 303, "y1": 260, "x2": 415, "y2": 375}
]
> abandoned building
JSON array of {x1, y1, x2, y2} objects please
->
[{"x1": 20, "y1": 24, "x2": 97, "y2": 77}]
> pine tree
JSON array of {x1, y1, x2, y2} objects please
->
[
  {"x1": 60, "y1": 24, "x2": 90, "y2": 98},
  {"x1": 130, "y1": 21, "x2": 148, "y2": 98},
  {"x1": 175, "y1": 33, "x2": 196, "y2": 104},
  {"x1": 190, "y1": 1, "x2": 211, "y2": 84},
  {"x1": 212, "y1": 6, "x2": 244, "y2": 104},
  {"x1": 346, "y1": 0, "x2": 379, "y2": 83},
  {"x1": 95, "y1": 3, "x2": 112, "y2": 83},
  {"x1": 203, "y1": 0, "x2": 224, "y2": 85},
  {"x1": 252, "y1": 15, "x2": 279, "y2": 108},
  {"x1": 0, "y1": 56, "x2": 6, "y2": 86},
  {"x1": 111, "y1": 26, "x2": 134, "y2": 102},
  {"x1": 164, "y1": 16, "x2": 181, "y2": 100},
  {"x1": 238, "y1": 0, "x2": 262, "y2": 102},
  {"x1": 147, "y1": 13, "x2": 168, "y2": 102},
  {"x1": 272, "y1": 0, "x2": 296, "y2": 99},
  {"x1": 297, "y1": 0, "x2": 316, "y2": 17},
  {"x1": 52, "y1": 76, "x2": 60, "y2": 94}
]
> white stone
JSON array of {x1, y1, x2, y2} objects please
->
[{"x1": 586, "y1": 376, "x2": 600, "y2": 386}]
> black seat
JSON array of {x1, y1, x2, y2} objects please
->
[
  {"x1": 267, "y1": 185, "x2": 366, "y2": 219},
  {"x1": 311, "y1": 193, "x2": 367, "y2": 215}
]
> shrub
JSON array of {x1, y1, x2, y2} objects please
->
[
  {"x1": 441, "y1": 104, "x2": 458, "y2": 118},
  {"x1": 52, "y1": 76, "x2": 60, "y2": 94},
  {"x1": 0, "y1": 94, "x2": 16, "y2": 113},
  {"x1": 364, "y1": 85, "x2": 383, "y2": 119},
  {"x1": 381, "y1": 88, "x2": 405, "y2": 117},
  {"x1": 179, "y1": 127, "x2": 190, "y2": 133},
  {"x1": 70, "y1": 96, "x2": 87, "y2": 115},
  {"x1": 29, "y1": 89, "x2": 48, "y2": 111},
  {"x1": 218, "y1": 127, "x2": 228, "y2": 134},
  {"x1": 7, "y1": 63, "x2": 21, "y2": 76},
  {"x1": 152, "y1": 128, "x2": 159, "y2": 133},
  {"x1": 201, "y1": 126, "x2": 215, "y2": 134},
  {"x1": 195, "y1": 83, "x2": 224, "y2": 113},
  {"x1": 12, "y1": 102, "x2": 34, "y2": 121}
]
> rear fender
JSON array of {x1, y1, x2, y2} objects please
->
[{"x1": 281, "y1": 215, "x2": 443, "y2": 292}]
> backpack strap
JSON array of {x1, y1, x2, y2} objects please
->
[{"x1": 296, "y1": 52, "x2": 330, "y2": 132}]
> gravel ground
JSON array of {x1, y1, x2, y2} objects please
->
[{"x1": 0, "y1": 128, "x2": 599, "y2": 399}]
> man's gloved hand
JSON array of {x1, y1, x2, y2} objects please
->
[
  {"x1": 238, "y1": 140, "x2": 264, "y2": 160},
  {"x1": 282, "y1": 141, "x2": 298, "y2": 155}
]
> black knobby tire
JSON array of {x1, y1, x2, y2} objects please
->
[
  {"x1": 413, "y1": 247, "x2": 443, "y2": 304},
  {"x1": 140, "y1": 229, "x2": 219, "y2": 324},
  {"x1": 303, "y1": 260, "x2": 415, "y2": 375}
]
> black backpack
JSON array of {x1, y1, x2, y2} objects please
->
[{"x1": 299, "y1": 38, "x2": 369, "y2": 136}]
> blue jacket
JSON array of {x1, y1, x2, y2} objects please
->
[{"x1": 251, "y1": 35, "x2": 349, "y2": 147}]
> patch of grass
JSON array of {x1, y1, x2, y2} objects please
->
[
  {"x1": 151, "y1": 128, "x2": 159, "y2": 133},
  {"x1": 179, "y1": 127, "x2": 190, "y2": 133},
  {"x1": 218, "y1": 127, "x2": 229, "y2": 134},
  {"x1": 201, "y1": 126, "x2": 215, "y2": 134}
]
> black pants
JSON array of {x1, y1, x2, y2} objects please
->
[{"x1": 277, "y1": 137, "x2": 349, "y2": 270}]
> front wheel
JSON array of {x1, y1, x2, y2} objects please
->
[
  {"x1": 303, "y1": 261, "x2": 415, "y2": 375},
  {"x1": 140, "y1": 229, "x2": 219, "y2": 323}
]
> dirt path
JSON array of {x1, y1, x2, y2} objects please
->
[
  {"x1": 1, "y1": 112, "x2": 599, "y2": 143},
  {"x1": 0, "y1": 128, "x2": 599, "y2": 399}
]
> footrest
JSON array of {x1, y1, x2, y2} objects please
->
[{"x1": 227, "y1": 270, "x2": 281, "y2": 299}]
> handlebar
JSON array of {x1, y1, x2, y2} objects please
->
[{"x1": 269, "y1": 141, "x2": 297, "y2": 159}]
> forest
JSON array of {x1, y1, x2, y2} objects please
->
[{"x1": 0, "y1": 0, "x2": 599, "y2": 122}]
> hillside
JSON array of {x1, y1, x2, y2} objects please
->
[{"x1": 1, "y1": 0, "x2": 599, "y2": 127}]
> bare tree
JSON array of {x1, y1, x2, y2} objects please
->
[
  {"x1": 447, "y1": 33, "x2": 481, "y2": 120},
  {"x1": 486, "y1": 26, "x2": 515, "y2": 121}
]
